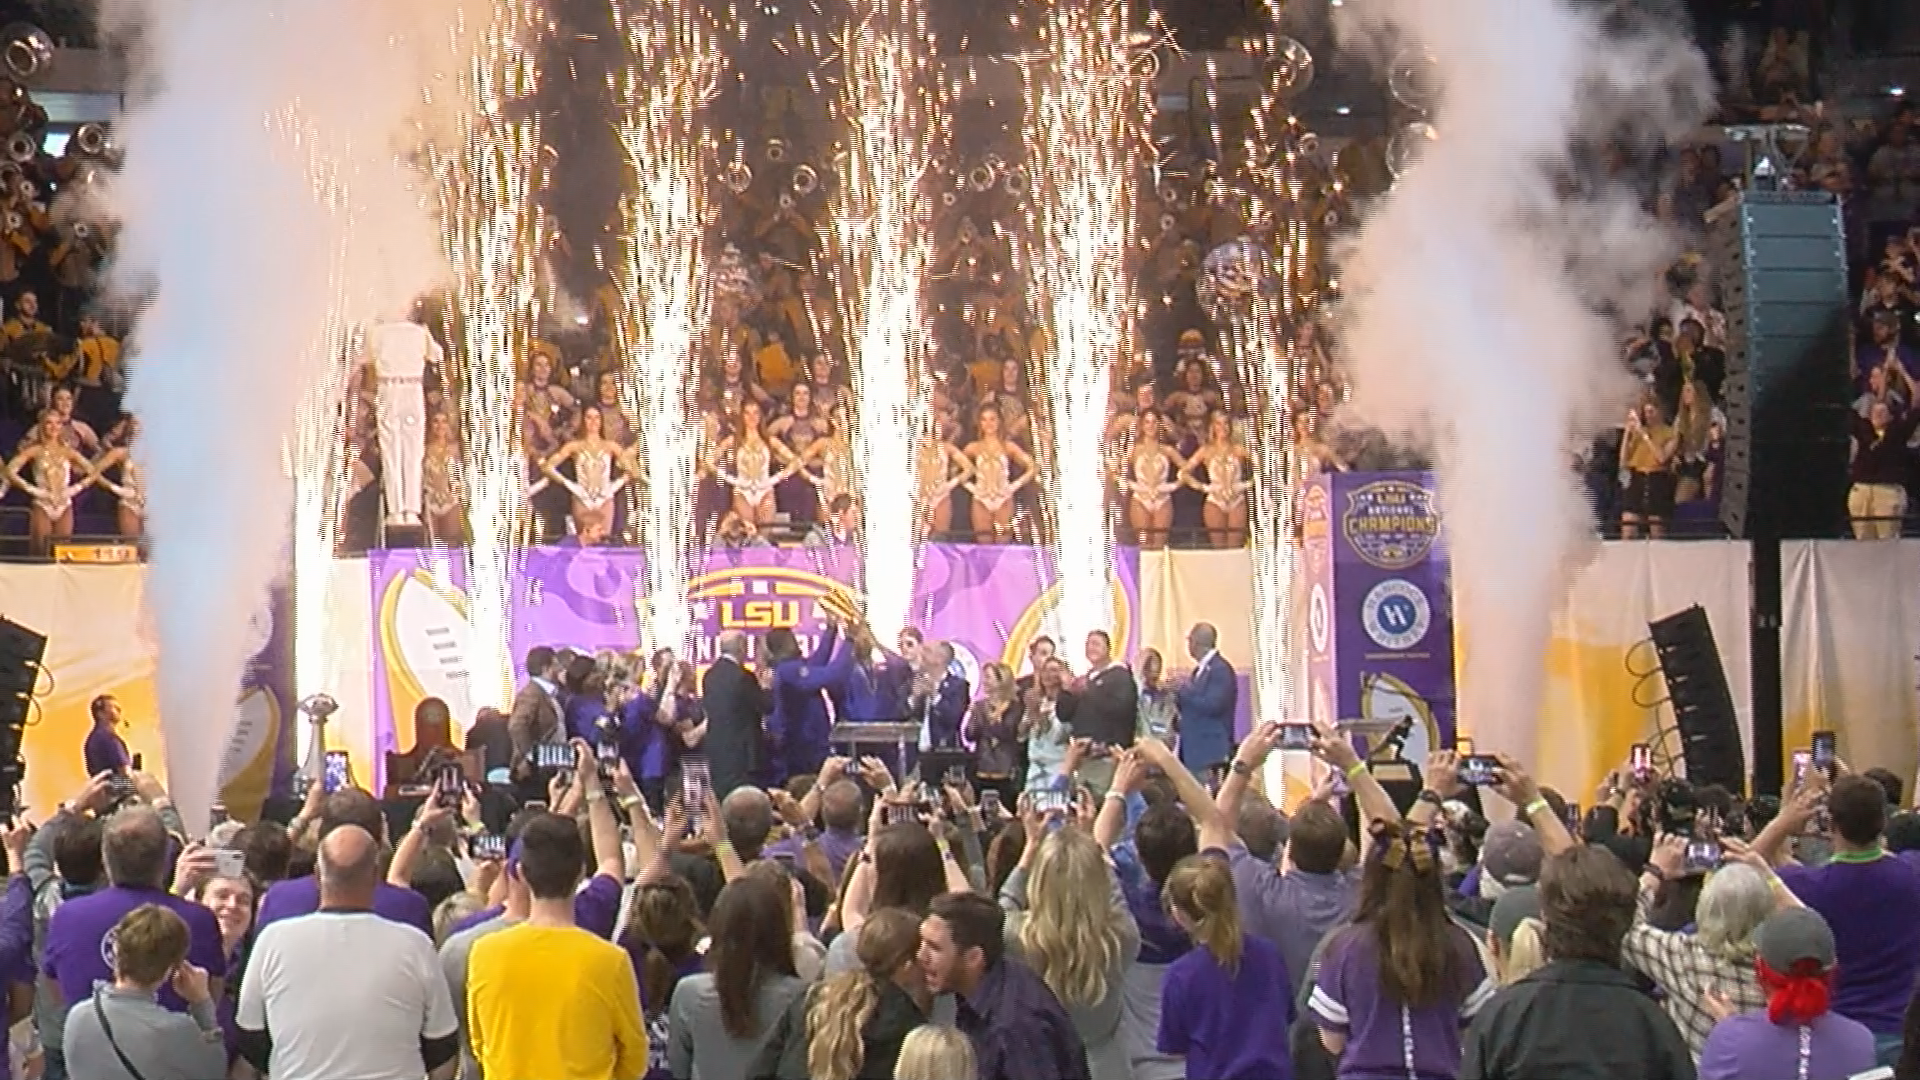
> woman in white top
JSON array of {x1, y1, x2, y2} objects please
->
[{"x1": 541, "y1": 405, "x2": 635, "y2": 545}]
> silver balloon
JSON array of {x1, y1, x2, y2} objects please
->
[
  {"x1": 1388, "y1": 50, "x2": 1441, "y2": 112},
  {"x1": 1271, "y1": 37, "x2": 1314, "y2": 95},
  {"x1": 1385, "y1": 121, "x2": 1438, "y2": 179},
  {"x1": 1196, "y1": 237, "x2": 1273, "y2": 324}
]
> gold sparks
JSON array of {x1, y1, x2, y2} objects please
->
[
  {"x1": 825, "y1": 0, "x2": 942, "y2": 644},
  {"x1": 1021, "y1": 0, "x2": 1152, "y2": 649},
  {"x1": 428, "y1": 0, "x2": 548, "y2": 707},
  {"x1": 608, "y1": 0, "x2": 724, "y2": 655}
]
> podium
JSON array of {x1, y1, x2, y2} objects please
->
[{"x1": 1302, "y1": 471, "x2": 1458, "y2": 765}]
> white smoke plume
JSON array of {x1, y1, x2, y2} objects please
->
[
  {"x1": 1331, "y1": 0, "x2": 1713, "y2": 773},
  {"x1": 104, "y1": 0, "x2": 471, "y2": 825}
]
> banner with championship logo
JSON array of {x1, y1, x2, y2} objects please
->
[{"x1": 1302, "y1": 471, "x2": 1457, "y2": 764}]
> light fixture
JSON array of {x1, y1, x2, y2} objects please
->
[
  {"x1": 1891, "y1": 86, "x2": 1907, "y2": 98},
  {"x1": 1334, "y1": 105, "x2": 1351, "y2": 116}
]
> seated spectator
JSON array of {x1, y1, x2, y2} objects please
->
[
  {"x1": 1703, "y1": 907, "x2": 1875, "y2": 1080},
  {"x1": 1461, "y1": 845, "x2": 1693, "y2": 1079},
  {"x1": 59, "y1": 904, "x2": 226, "y2": 1080}
]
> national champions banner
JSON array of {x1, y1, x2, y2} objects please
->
[
  {"x1": 1303, "y1": 471, "x2": 1457, "y2": 765},
  {"x1": 367, "y1": 544, "x2": 1140, "y2": 788}
]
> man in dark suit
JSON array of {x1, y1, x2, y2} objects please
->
[
  {"x1": 701, "y1": 629, "x2": 770, "y2": 799},
  {"x1": 1072, "y1": 630, "x2": 1137, "y2": 754},
  {"x1": 1173, "y1": 621, "x2": 1237, "y2": 775}
]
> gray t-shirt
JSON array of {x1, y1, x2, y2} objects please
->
[
  {"x1": 667, "y1": 971, "x2": 810, "y2": 1080},
  {"x1": 62, "y1": 987, "x2": 228, "y2": 1080},
  {"x1": 439, "y1": 914, "x2": 518, "y2": 1080}
]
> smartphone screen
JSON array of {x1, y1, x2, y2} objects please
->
[
  {"x1": 1629, "y1": 743, "x2": 1652, "y2": 782},
  {"x1": 211, "y1": 849, "x2": 247, "y2": 879},
  {"x1": 1811, "y1": 731, "x2": 1836, "y2": 771},
  {"x1": 1563, "y1": 801, "x2": 1583, "y2": 834},
  {"x1": 130, "y1": 752, "x2": 143, "y2": 772},
  {"x1": 681, "y1": 759, "x2": 712, "y2": 831},
  {"x1": 1458, "y1": 755, "x2": 1501, "y2": 787},
  {"x1": 1684, "y1": 836, "x2": 1721, "y2": 873},
  {"x1": 1792, "y1": 749, "x2": 1812, "y2": 790},
  {"x1": 434, "y1": 765, "x2": 464, "y2": 809},
  {"x1": 979, "y1": 789, "x2": 1004, "y2": 821},
  {"x1": 323, "y1": 751, "x2": 350, "y2": 794},
  {"x1": 469, "y1": 833, "x2": 507, "y2": 860},
  {"x1": 1278, "y1": 723, "x2": 1315, "y2": 752},
  {"x1": 535, "y1": 743, "x2": 572, "y2": 770}
]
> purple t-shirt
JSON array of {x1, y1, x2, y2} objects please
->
[
  {"x1": 1777, "y1": 853, "x2": 1920, "y2": 1034},
  {"x1": 1309, "y1": 923, "x2": 1495, "y2": 1080},
  {"x1": 1158, "y1": 933, "x2": 1294, "y2": 1080},
  {"x1": 1697, "y1": 1011, "x2": 1877, "y2": 1080},
  {"x1": 255, "y1": 876, "x2": 433, "y2": 940},
  {"x1": 442, "y1": 873, "x2": 623, "y2": 940},
  {"x1": 82, "y1": 726, "x2": 129, "y2": 778},
  {"x1": 41, "y1": 885, "x2": 228, "y2": 1013}
]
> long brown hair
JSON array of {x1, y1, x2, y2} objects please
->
[
  {"x1": 1344, "y1": 820, "x2": 1463, "y2": 1008},
  {"x1": 1164, "y1": 855, "x2": 1242, "y2": 973},
  {"x1": 622, "y1": 876, "x2": 703, "y2": 1017},
  {"x1": 806, "y1": 908, "x2": 921, "y2": 1080},
  {"x1": 871, "y1": 824, "x2": 946, "y2": 914},
  {"x1": 707, "y1": 872, "x2": 797, "y2": 1038}
]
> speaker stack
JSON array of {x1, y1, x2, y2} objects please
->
[
  {"x1": 1649, "y1": 605, "x2": 1745, "y2": 793},
  {"x1": 0, "y1": 616, "x2": 43, "y2": 819}
]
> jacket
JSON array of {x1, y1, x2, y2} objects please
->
[
  {"x1": 1171, "y1": 653, "x2": 1237, "y2": 771},
  {"x1": 1460, "y1": 959, "x2": 1695, "y2": 1080}
]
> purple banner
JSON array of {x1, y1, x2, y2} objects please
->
[
  {"x1": 1304, "y1": 471, "x2": 1456, "y2": 764},
  {"x1": 368, "y1": 544, "x2": 1142, "y2": 770}
]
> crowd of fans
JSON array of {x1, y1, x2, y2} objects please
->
[{"x1": 20, "y1": 616, "x2": 1920, "y2": 1080}]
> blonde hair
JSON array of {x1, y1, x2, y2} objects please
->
[
  {"x1": 806, "y1": 909, "x2": 921, "y2": 1080},
  {"x1": 1498, "y1": 917, "x2": 1547, "y2": 985},
  {"x1": 1164, "y1": 855, "x2": 1243, "y2": 973},
  {"x1": 893, "y1": 1025, "x2": 978, "y2": 1080},
  {"x1": 433, "y1": 892, "x2": 485, "y2": 946},
  {"x1": 1019, "y1": 827, "x2": 1126, "y2": 1007}
]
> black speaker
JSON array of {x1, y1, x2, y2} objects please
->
[
  {"x1": 1649, "y1": 605, "x2": 1745, "y2": 793},
  {"x1": 0, "y1": 615, "x2": 44, "y2": 818},
  {"x1": 1710, "y1": 191, "x2": 1852, "y2": 538}
]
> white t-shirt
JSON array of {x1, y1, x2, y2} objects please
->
[
  {"x1": 366, "y1": 322, "x2": 440, "y2": 381},
  {"x1": 237, "y1": 910, "x2": 457, "y2": 1080}
]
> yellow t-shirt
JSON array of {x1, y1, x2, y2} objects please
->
[{"x1": 467, "y1": 923, "x2": 649, "y2": 1080}]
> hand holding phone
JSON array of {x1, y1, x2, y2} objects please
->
[
  {"x1": 211, "y1": 849, "x2": 247, "y2": 880},
  {"x1": 1278, "y1": 723, "x2": 1315, "y2": 752},
  {"x1": 1457, "y1": 754, "x2": 1501, "y2": 787},
  {"x1": 323, "y1": 750, "x2": 350, "y2": 794},
  {"x1": 1811, "y1": 731, "x2": 1837, "y2": 774}
]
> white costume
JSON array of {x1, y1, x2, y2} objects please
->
[{"x1": 367, "y1": 321, "x2": 441, "y2": 526}]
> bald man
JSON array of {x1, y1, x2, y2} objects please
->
[
  {"x1": 237, "y1": 825, "x2": 459, "y2": 1080},
  {"x1": 1174, "y1": 621, "x2": 1237, "y2": 774}
]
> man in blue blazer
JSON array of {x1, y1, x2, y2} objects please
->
[{"x1": 1173, "y1": 622, "x2": 1237, "y2": 774}]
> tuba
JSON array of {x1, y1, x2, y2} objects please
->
[
  {"x1": 790, "y1": 162, "x2": 818, "y2": 197},
  {"x1": 5, "y1": 131, "x2": 34, "y2": 163},
  {"x1": 765, "y1": 138, "x2": 789, "y2": 164},
  {"x1": 0, "y1": 24, "x2": 52, "y2": 86},
  {"x1": 73, "y1": 122, "x2": 107, "y2": 157}
]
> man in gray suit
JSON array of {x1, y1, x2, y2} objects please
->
[{"x1": 507, "y1": 646, "x2": 564, "y2": 785}]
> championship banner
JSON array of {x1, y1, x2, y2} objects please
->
[
  {"x1": 1302, "y1": 471, "x2": 1456, "y2": 764},
  {"x1": 214, "y1": 573, "x2": 296, "y2": 821},
  {"x1": 367, "y1": 544, "x2": 1140, "y2": 782}
]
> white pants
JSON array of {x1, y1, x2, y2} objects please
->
[
  {"x1": 1848, "y1": 482, "x2": 1907, "y2": 540},
  {"x1": 377, "y1": 378, "x2": 425, "y2": 522}
]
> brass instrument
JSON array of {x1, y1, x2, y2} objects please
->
[
  {"x1": 967, "y1": 161, "x2": 996, "y2": 193},
  {"x1": 722, "y1": 159, "x2": 753, "y2": 194},
  {"x1": 72, "y1": 221, "x2": 89, "y2": 240},
  {"x1": 4, "y1": 211, "x2": 21, "y2": 233},
  {"x1": 1002, "y1": 166, "x2": 1028, "y2": 198},
  {"x1": 765, "y1": 138, "x2": 789, "y2": 164},
  {"x1": 0, "y1": 24, "x2": 53, "y2": 85},
  {"x1": 73, "y1": 122, "x2": 108, "y2": 157},
  {"x1": 790, "y1": 162, "x2": 818, "y2": 197},
  {"x1": 5, "y1": 131, "x2": 34, "y2": 163}
]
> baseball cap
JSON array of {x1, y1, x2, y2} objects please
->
[
  {"x1": 1488, "y1": 885, "x2": 1541, "y2": 950},
  {"x1": 1480, "y1": 821, "x2": 1545, "y2": 887},
  {"x1": 1755, "y1": 907, "x2": 1837, "y2": 977}
]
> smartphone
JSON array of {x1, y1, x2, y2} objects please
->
[
  {"x1": 434, "y1": 765, "x2": 464, "y2": 810},
  {"x1": 1031, "y1": 788, "x2": 1070, "y2": 815},
  {"x1": 106, "y1": 772, "x2": 135, "y2": 802},
  {"x1": 943, "y1": 766, "x2": 967, "y2": 788},
  {"x1": 323, "y1": 750, "x2": 350, "y2": 794},
  {"x1": 1328, "y1": 765, "x2": 1350, "y2": 797},
  {"x1": 211, "y1": 849, "x2": 247, "y2": 880},
  {"x1": 1278, "y1": 723, "x2": 1315, "y2": 752},
  {"x1": 1457, "y1": 754, "x2": 1501, "y2": 787},
  {"x1": 1792, "y1": 749, "x2": 1812, "y2": 791},
  {"x1": 681, "y1": 759, "x2": 712, "y2": 830},
  {"x1": 1811, "y1": 731, "x2": 1836, "y2": 773},
  {"x1": 1629, "y1": 743, "x2": 1652, "y2": 784},
  {"x1": 524, "y1": 800, "x2": 549, "y2": 813},
  {"x1": 979, "y1": 789, "x2": 1005, "y2": 821},
  {"x1": 1563, "y1": 801, "x2": 1583, "y2": 834},
  {"x1": 883, "y1": 799, "x2": 917, "y2": 826},
  {"x1": 534, "y1": 743, "x2": 572, "y2": 770},
  {"x1": 469, "y1": 833, "x2": 508, "y2": 860},
  {"x1": 1684, "y1": 836, "x2": 1722, "y2": 874},
  {"x1": 130, "y1": 752, "x2": 143, "y2": 772}
]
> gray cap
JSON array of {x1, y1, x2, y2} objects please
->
[
  {"x1": 1488, "y1": 885, "x2": 1541, "y2": 950},
  {"x1": 1755, "y1": 907, "x2": 1837, "y2": 976},
  {"x1": 1481, "y1": 821, "x2": 1544, "y2": 887}
]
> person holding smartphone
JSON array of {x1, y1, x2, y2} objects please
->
[{"x1": 60, "y1": 904, "x2": 228, "y2": 1080}]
